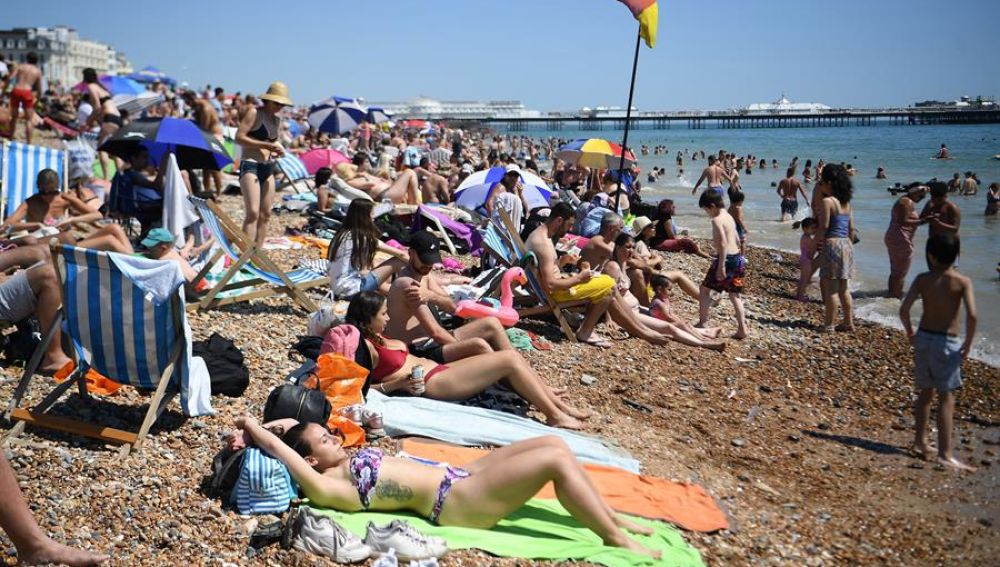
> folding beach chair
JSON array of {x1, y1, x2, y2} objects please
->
[
  {"x1": 416, "y1": 205, "x2": 459, "y2": 255},
  {"x1": 1, "y1": 141, "x2": 68, "y2": 222},
  {"x1": 481, "y1": 220, "x2": 517, "y2": 269},
  {"x1": 497, "y1": 210, "x2": 588, "y2": 342},
  {"x1": 275, "y1": 153, "x2": 312, "y2": 194},
  {"x1": 188, "y1": 197, "x2": 323, "y2": 312},
  {"x1": 4, "y1": 244, "x2": 191, "y2": 459}
]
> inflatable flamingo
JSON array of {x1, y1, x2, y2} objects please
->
[{"x1": 454, "y1": 267, "x2": 527, "y2": 327}]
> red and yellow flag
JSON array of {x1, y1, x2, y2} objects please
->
[{"x1": 618, "y1": 0, "x2": 659, "y2": 48}]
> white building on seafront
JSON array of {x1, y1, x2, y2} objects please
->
[
  {"x1": 744, "y1": 94, "x2": 831, "y2": 114},
  {"x1": 0, "y1": 26, "x2": 132, "y2": 90},
  {"x1": 366, "y1": 97, "x2": 542, "y2": 120}
]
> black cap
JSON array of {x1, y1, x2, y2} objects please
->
[{"x1": 410, "y1": 231, "x2": 442, "y2": 265}]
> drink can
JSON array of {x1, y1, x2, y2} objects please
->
[
  {"x1": 410, "y1": 365, "x2": 426, "y2": 395},
  {"x1": 340, "y1": 405, "x2": 363, "y2": 424}
]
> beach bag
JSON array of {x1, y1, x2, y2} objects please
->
[
  {"x1": 63, "y1": 137, "x2": 96, "y2": 181},
  {"x1": 193, "y1": 333, "x2": 250, "y2": 397},
  {"x1": 263, "y1": 381, "x2": 332, "y2": 424},
  {"x1": 232, "y1": 447, "x2": 298, "y2": 515},
  {"x1": 209, "y1": 446, "x2": 246, "y2": 501}
]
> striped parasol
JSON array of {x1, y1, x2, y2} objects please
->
[
  {"x1": 555, "y1": 138, "x2": 637, "y2": 169},
  {"x1": 307, "y1": 96, "x2": 368, "y2": 134}
]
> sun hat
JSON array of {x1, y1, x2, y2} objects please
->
[
  {"x1": 140, "y1": 227, "x2": 175, "y2": 248},
  {"x1": 259, "y1": 81, "x2": 293, "y2": 106},
  {"x1": 632, "y1": 216, "x2": 653, "y2": 234}
]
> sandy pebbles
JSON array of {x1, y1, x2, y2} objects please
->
[{"x1": 1, "y1": 166, "x2": 998, "y2": 565}]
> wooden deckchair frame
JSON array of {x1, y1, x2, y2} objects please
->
[
  {"x1": 190, "y1": 198, "x2": 322, "y2": 313},
  {"x1": 496, "y1": 210, "x2": 589, "y2": 342},
  {"x1": 3, "y1": 243, "x2": 182, "y2": 459}
]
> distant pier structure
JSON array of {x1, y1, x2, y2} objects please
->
[{"x1": 485, "y1": 108, "x2": 1000, "y2": 131}]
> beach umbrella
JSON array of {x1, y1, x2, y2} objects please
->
[
  {"x1": 98, "y1": 117, "x2": 232, "y2": 170},
  {"x1": 127, "y1": 66, "x2": 176, "y2": 86},
  {"x1": 556, "y1": 138, "x2": 637, "y2": 170},
  {"x1": 286, "y1": 119, "x2": 305, "y2": 138},
  {"x1": 111, "y1": 91, "x2": 164, "y2": 116},
  {"x1": 73, "y1": 75, "x2": 146, "y2": 96},
  {"x1": 307, "y1": 96, "x2": 368, "y2": 134},
  {"x1": 454, "y1": 167, "x2": 552, "y2": 211},
  {"x1": 366, "y1": 107, "x2": 392, "y2": 124},
  {"x1": 299, "y1": 148, "x2": 350, "y2": 175}
]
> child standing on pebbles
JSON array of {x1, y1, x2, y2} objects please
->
[
  {"x1": 899, "y1": 233, "x2": 977, "y2": 472},
  {"x1": 796, "y1": 218, "x2": 819, "y2": 301},
  {"x1": 696, "y1": 189, "x2": 748, "y2": 339}
]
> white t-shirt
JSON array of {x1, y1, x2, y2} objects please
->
[{"x1": 328, "y1": 236, "x2": 364, "y2": 298}]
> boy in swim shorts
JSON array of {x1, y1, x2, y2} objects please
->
[
  {"x1": 697, "y1": 190, "x2": 748, "y2": 339},
  {"x1": 899, "y1": 233, "x2": 977, "y2": 472}
]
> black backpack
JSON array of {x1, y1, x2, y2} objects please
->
[
  {"x1": 193, "y1": 333, "x2": 250, "y2": 397},
  {"x1": 208, "y1": 446, "x2": 246, "y2": 501}
]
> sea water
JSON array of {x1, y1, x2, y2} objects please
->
[{"x1": 520, "y1": 124, "x2": 1000, "y2": 367}]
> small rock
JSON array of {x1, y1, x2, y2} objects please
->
[
  {"x1": 737, "y1": 473, "x2": 750, "y2": 482},
  {"x1": 580, "y1": 374, "x2": 597, "y2": 386},
  {"x1": 731, "y1": 438, "x2": 746, "y2": 448},
  {"x1": 788, "y1": 434, "x2": 801, "y2": 442},
  {"x1": 977, "y1": 518, "x2": 993, "y2": 528}
]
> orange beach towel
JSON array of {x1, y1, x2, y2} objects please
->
[{"x1": 400, "y1": 439, "x2": 729, "y2": 533}]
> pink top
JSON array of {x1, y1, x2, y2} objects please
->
[{"x1": 649, "y1": 298, "x2": 671, "y2": 321}]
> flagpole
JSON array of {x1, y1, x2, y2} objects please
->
[{"x1": 614, "y1": 25, "x2": 642, "y2": 213}]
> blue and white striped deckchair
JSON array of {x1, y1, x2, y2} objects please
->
[
  {"x1": 482, "y1": 220, "x2": 517, "y2": 268},
  {"x1": 188, "y1": 197, "x2": 323, "y2": 312},
  {"x1": 5, "y1": 244, "x2": 190, "y2": 459},
  {"x1": 275, "y1": 153, "x2": 311, "y2": 194},
  {"x1": 0, "y1": 141, "x2": 67, "y2": 222}
]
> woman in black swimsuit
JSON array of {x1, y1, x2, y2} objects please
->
[
  {"x1": 82, "y1": 67, "x2": 122, "y2": 180},
  {"x1": 235, "y1": 82, "x2": 290, "y2": 247}
]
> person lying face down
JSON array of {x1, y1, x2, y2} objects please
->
[{"x1": 235, "y1": 416, "x2": 661, "y2": 560}]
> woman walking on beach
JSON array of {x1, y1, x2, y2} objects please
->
[
  {"x1": 884, "y1": 184, "x2": 930, "y2": 298},
  {"x1": 816, "y1": 164, "x2": 856, "y2": 332},
  {"x1": 236, "y1": 82, "x2": 290, "y2": 247},
  {"x1": 81, "y1": 68, "x2": 122, "y2": 180}
]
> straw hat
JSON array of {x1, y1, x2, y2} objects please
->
[
  {"x1": 259, "y1": 81, "x2": 292, "y2": 106},
  {"x1": 632, "y1": 216, "x2": 653, "y2": 234}
]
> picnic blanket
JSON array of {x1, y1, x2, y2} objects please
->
[
  {"x1": 365, "y1": 390, "x2": 640, "y2": 472},
  {"x1": 308, "y1": 497, "x2": 703, "y2": 567},
  {"x1": 401, "y1": 439, "x2": 729, "y2": 533}
]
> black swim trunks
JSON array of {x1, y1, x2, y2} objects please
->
[{"x1": 409, "y1": 339, "x2": 446, "y2": 364}]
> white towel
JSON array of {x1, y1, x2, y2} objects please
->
[{"x1": 162, "y1": 154, "x2": 199, "y2": 247}]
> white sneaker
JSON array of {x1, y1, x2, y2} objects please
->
[
  {"x1": 364, "y1": 519, "x2": 448, "y2": 561},
  {"x1": 291, "y1": 507, "x2": 372, "y2": 563}
]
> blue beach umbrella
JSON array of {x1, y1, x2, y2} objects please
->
[
  {"x1": 366, "y1": 106, "x2": 392, "y2": 124},
  {"x1": 128, "y1": 66, "x2": 176, "y2": 86},
  {"x1": 307, "y1": 96, "x2": 368, "y2": 134},
  {"x1": 454, "y1": 167, "x2": 552, "y2": 211},
  {"x1": 102, "y1": 75, "x2": 145, "y2": 95},
  {"x1": 98, "y1": 117, "x2": 232, "y2": 170}
]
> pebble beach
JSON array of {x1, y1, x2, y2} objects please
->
[{"x1": 1, "y1": 145, "x2": 998, "y2": 566}]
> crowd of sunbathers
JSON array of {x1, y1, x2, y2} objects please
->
[{"x1": 0, "y1": 78, "x2": 760, "y2": 564}]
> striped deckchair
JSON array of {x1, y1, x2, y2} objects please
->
[
  {"x1": 481, "y1": 220, "x2": 517, "y2": 268},
  {"x1": 497, "y1": 210, "x2": 589, "y2": 341},
  {"x1": 275, "y1": 153, "x2": 312, "y2": 194},
  {"x1": 188, "y1": 197, "x2": 323, "y2": 312},
  {"x1": 1, "y1": 141, "x2": 67, "y2": 222},
  {"x1": 5, "y1": 244, "x2": 191, "y2": 458}
]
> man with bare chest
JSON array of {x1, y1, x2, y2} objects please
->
[{"x1": 5, "y1": 52, "x2": 42, "y2": 144}]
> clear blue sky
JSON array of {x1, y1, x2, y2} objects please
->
[{"x1": 7, "y1": 0, "x2": 1000, "y2": 111}]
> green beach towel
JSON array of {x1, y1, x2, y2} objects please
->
[{"x1": 308, "y1": 498, "x2": 704, "y2": 567}]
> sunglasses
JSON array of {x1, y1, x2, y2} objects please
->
[{"x1": 39, "y1": 190, "x2": 60, "y2": 196}]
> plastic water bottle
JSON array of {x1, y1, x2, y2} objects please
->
[{"x1": 371, "y1": 548, "x2": 398, "y2": 567}]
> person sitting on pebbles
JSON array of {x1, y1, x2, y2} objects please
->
[{"x1": 347, "y1": 291, "x2": 590, "y2": 430}]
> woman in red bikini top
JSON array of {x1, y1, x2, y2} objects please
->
[{"x1": 345, "y1": 291, "x2": 590, "y2": 430}]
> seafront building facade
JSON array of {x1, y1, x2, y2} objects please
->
[
  {"x1": 0, "y1": 26, "x2": 132, "y2": 89},
  {"x1": 367, "y1": 97, "x2": 542, "y2": 120}
]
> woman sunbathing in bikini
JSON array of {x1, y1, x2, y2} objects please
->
[
  {"x1": 234, "y1": 417, "x2": 660, "y2": 559},
  {"x1": 347, "y1": 291, "x2": 590, "y2": 429},
  {"x1": 2, "y1": 169, "x2": 133, "y2": 254},
  {"x1": 336, "y1": 161, "x2": 419, "y2": 204}
]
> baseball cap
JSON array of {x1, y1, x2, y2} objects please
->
[
  {"x1": 409, "y1": 231, "x2": 442, "y2": 266},
  {"x1": 141, "y1": 227, "x2": 175, "y2": 248}
]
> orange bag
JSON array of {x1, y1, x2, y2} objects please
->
[
  {"x1": 303, "y1": 353, "x2": 369, "y2": 447},
  {"x1": 52, "y1": 362, "x2": 123, "y2": 396}
]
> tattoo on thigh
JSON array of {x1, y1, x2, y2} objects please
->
[{"x1": 375, "y1": 480, "x2": 413, "y2": 502}]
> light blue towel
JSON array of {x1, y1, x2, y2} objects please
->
[{"x1": 365, "y1": 391, "x2": 640, "y2": 473}]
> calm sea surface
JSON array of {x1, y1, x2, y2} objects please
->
[{"x1": 518, "y1": 124, "x2": 1000, "y2": 367}]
